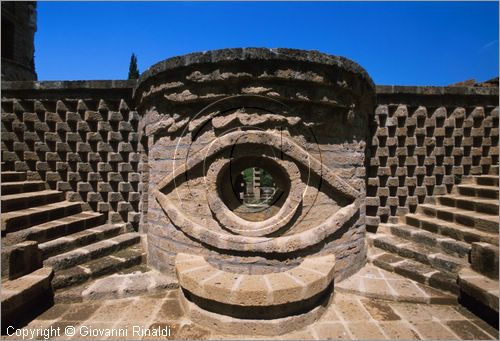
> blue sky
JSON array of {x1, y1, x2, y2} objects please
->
[{"x1": 35, "y1": 1, "x2": 498, "y2": 85}]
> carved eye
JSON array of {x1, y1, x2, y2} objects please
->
[
  {"x1": 218, "y1": 162, "x2": 288, "y2": 223},
  {"x1": 151, "y1": 99, "x2": 361, "y2": 254},
  {"x1": 206, "y1": 155, "x2": 299, "y2": 237}
]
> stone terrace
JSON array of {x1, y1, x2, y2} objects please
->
[{"x1": 4, "y1": 289, "x2": 498, "y2": 340}]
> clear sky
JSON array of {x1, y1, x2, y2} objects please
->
[{"x1": 35, "y1": 1, "x2": 498, "y2": 85}]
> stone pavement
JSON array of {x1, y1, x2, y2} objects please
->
[
  {"x1": 336, "y1": 264, "x2": 456, "y2": 304},
  {"x1": 3, "y1": 289, "x2": 498, "y2": 340}
]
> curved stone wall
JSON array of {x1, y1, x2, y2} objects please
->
[{"x1": 135, "y1": 48, "x2": 375, "y2": 281}]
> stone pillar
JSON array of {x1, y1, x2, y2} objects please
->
[
  {"x1": 1, "y1": 2, "x2": 37, "y2": 81},
  {"x1": 135, "y1": 48, "x2": 375, "y2": 281},
  {"x1": 134, "y1": 49, "x2": 374, "y2": 278}
]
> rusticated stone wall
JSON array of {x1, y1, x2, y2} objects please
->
[
  {"x1": 135, "y1": 48, "x2": 375, "y2": 281},
  {"x1": 1, "y1": 81, "x2": 146, "y2": 229},
  {"x1": 366, "y1": 86, "x2": 499, "y2": 230}
]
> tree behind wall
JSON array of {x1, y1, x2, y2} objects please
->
[{"x1": 128, "y1": 53, "x2": 140, "y2": 79}]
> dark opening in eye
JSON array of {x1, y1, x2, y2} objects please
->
[
  {"x1": 240, "y1": 167, "x2": 278, "y2": 206},
  {"x1": 218, "y1": 157, "x2": 290, "y2": 222}
]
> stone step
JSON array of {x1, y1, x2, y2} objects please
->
[
  {"x1": 458, "y1": 268, "x2": 499, "y2": 313},
  {"x1": 44, "y1": 232, "x2": 141, "y2": 271},
  {"x1": 1, "y1": 180, "x2": 47, "y2": 195},
  {"x1": 54, "y1": 266, "x2": 173, "y2": 304},
  {"x1": 470, "y1": 242, "x2": 499, "y2": 279},
  {"x1": 80, "y1": 270, "x2": 177, "y2": 301},
  {"x1": 1, "y1": 171, "x2": 26, "y2": 182},
  {"x1": 39, "y1": 224, "x2": 125, "y2": 259},
  {"x1": 405, "y1": 213, "x2": 499, "y2": 246},
  {"x1": 53, "y1": 264, "x2": 153, "y2": 304},
  {"x1": 417, "y1": 203, "x2": 499, "y2": 233},
  {"x1": 437, "y1": 194, "x2": 499, "y2": 216},
  {"x1": 176, "y1": 252, "x2": 336, "y2": 308},
  {"x1": 368, "y1": 246, "x2": 459, "y2": 294},
  {"x1": 378, "y1": 223, "x2": 471, "y2": 259},
  {"x1": 4, "y1": 211, "x2": 106, "y2": 246},
  {"x1": 336, "y1": 263, "x2": 457, "y2": 304},
  {"x1": 368, "y1": 233, "x2": 468, "y2": 274},
  {"x1": 1, "y1": 201, "x2": 85, "y2": 234},
  {"x1": 474, "y1": 175, "x2": 500, "y2": 187},
  {"x1": 1, "y1": 241, "x2": 42, "y2": 280},
  {"x1": 1, "y1": 190, "x2": 65, "y2": 212},
  {"x1": 52, "y1": 245, "x2": 145, "y2": 290},
  {"x1": 1, "y1": 267, "x2": 54, "y2": 327},
  {"x1": 455, "y1": 184, "x2": 499, "y2": 200}
]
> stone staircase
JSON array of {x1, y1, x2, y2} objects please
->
[
  {"x1": 368, "y1": 174, "x2": 499, "y2": 320},
  {"x1": 1, "y1": 170, "x2": 145, "y2": 326}
]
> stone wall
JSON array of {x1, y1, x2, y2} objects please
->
[
  {"x1": 135, "y1": 48, "x2": 375, "y2": 281},
  {"x1": 366, "y1": 86, "x2": 499, "y2": 230},
  {"x1": 1, "y1": 80, "x2": 146, "y2": 229},
  {"x1": 1, "y1": 2, "x2": 37, "y2": 81},
  {"x1": 2, "y1": 53, "x2": 498, "y2": 279}
]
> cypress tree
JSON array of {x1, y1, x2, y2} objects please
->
[{"x1": 128, "y1": 53, "x2": 140, "y2": 79}]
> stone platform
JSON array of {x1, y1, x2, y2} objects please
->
[
  {"x1": 176, "y1": 252, "x2": 335, "y2": 308},
  {"x1": 174, "y1": 252, "x2": 336, "y2": 335},
  {"x1": 4, "y1": 288, "x2": 497, "y2": 340}
]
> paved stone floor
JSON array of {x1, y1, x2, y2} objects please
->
[
  {"x1": 336, "y1": 264, "x2": 456, "y2": 304},
  {"x1": 3, "y1": 289, "x2": 498, "y2": 340}
]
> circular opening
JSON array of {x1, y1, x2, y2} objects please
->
[
  {"x1": 218, "y1": 157, "x2": 289, "y2": 222},
  {"x1": 241, "y1": 167, "x2": 280, "y2": 206}
]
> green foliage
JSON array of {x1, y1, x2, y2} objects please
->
[
  {"x1": 128, "y1": 53, "x2": 140, "y2": 80},
  {"x1": 243, "y1": 168, "x2": 253, "y2": 183},
  {"x1": 242, "y1": 168, "x2": 274, "y2": 187},
  {"x1": 260, "y1": 169, "x2": 274, "y2": 187}
]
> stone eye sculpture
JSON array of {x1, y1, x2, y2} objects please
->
[{"x1": 135, "y1": 48, "x2": 374, "y2": 335}]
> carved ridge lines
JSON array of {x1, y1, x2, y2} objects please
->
[
  {"x1": 155, "y1": 130, "x2": 360, "y2": 200},
  {"x1": 153, "y1": 187, "x2": 359, "y2": 253},
  {"x1": 205, "y1": 157, "x2": 304, "y2": 237}
]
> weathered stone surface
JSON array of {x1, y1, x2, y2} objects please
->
[
  {"x1": 471, "y1": 242, "x2": 499, "y2": 278},
  {"x1": 139, "y1": 49, "x2": 373, "y2": 298},
  {"x1": 0, "y1": 172, "x2": 148, "y2": 312},
  {"x1": 178, "y1": 287, "x2": 328, "y2": 336},
  {"x1": 1, "y1": 3, "x2": 37, "y2": 81},
  {"x1": 337, "y1": 264, "x2": 456, "y2": 304},
  {"x1": 1, "y1": 267, "x2": 54, "y2": 326},
  {"x1": 81, "y1": 270, "x2": 177, "y2": 300},
  {"x1": 0, "y1": 87, "x2": 144, "y2": 227},
  {"x1": 368, "y1": 172, "x2": 499, "y2": 323},
  {"x1": 1, "y1": 47, "x2": 499, "y2": 334},
  {"x1": 366, "y1": 102, "x2": 499, "y2": 228},
  {"x1": 44, "y1": 232, "x2": 140, "y2": 271},
  {"x1": 1, "y1": 241, "x2": 42, "y2": 280},
  {"x1": 175, "y1": 252, "x2": 335, "y2": 307},
  {"x1": 458, "y1": 268, "x2": 499, "y2": 313},
  {"x1": 5, "y1": 287, "x2": 500, "y2": 339}
]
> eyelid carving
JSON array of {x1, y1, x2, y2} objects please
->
[
  {"x1": 153, "y1": 129, "x2": 361, "y2": 253},
  {"x1": 155, "y1": 130, "x2": 360, "y2": 200},
  {"x1": 205, "y1": 156, "x2": 304, "y2": 237},
  {"x1": 154, "y1": 186, "x2": 360, "y2": 254}
]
